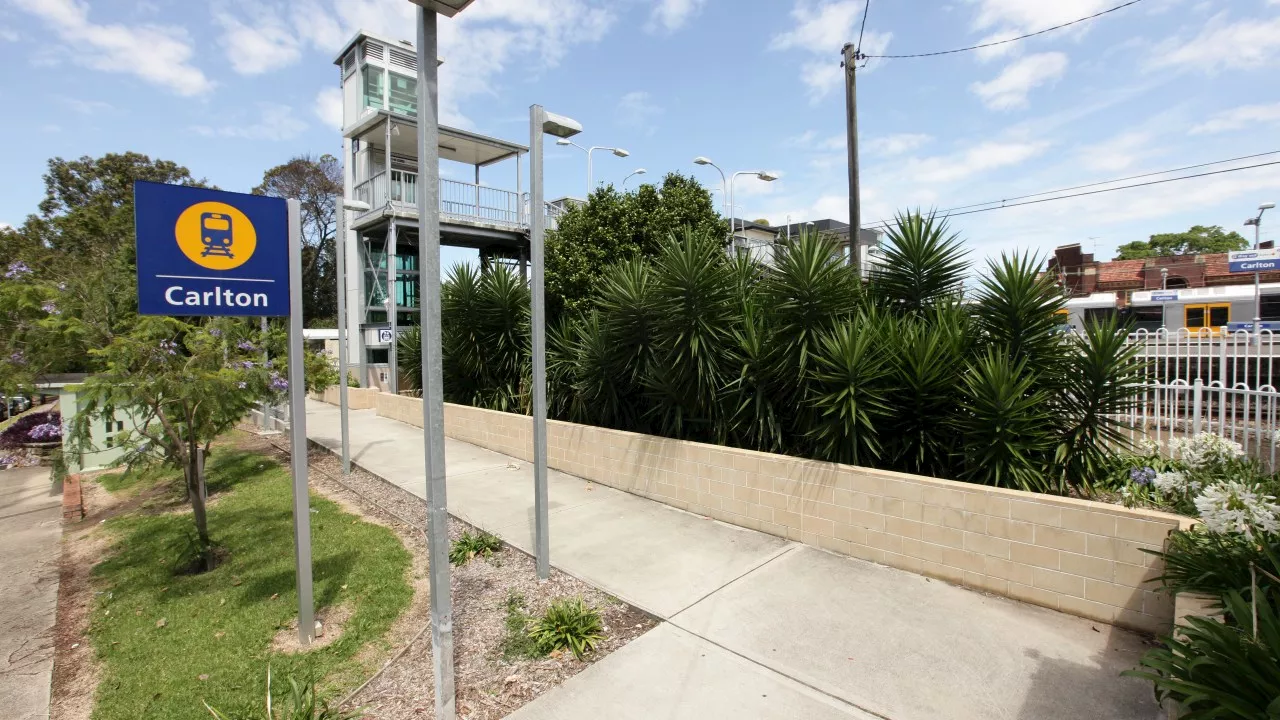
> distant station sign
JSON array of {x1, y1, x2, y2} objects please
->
[
  {"x1": 1151, "y1": 291, "x2": 1178, "y2": 302},
  {"x1": 1228, "y1": 248, "x2": 1280, "y2": 274},
  {"x1": 1227, "y1": 321, "x2": 1280, "y2": 332},
  {"x1": 135, "y1": 181, "x2": 290, "y2": 316}
]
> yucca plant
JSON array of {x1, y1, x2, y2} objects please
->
[
  {"x1": 643, "y1": 228, "x2": 739, "y2": 441},
  {"x1": 870, "y1": 211, "x2": 968, "y2": 313},
  {"x1": 879, "y1": 306, "x2": 971, "y2": 477},
  {"x1": 1051, "y1": 314, "x2": 1146, "y2": 494},
  {"x1": 805, "y1": 312, "x2": 892, "y2": 465},
  {"x1": 972, "y1": 251, "x2": 1068, "y2": 384},
  {"x1": 724, "y1": 302, "x2": 785, "y2": 452},
  {"x1": 955, "y1": 350, "x2": 1054, "y2": 491},
  {"x1": 528, "y1": 598, "x2": 604, "y2": 660},
  {"x1": 1125, "y1": 589, "x2": 1280, "y2": 719}
]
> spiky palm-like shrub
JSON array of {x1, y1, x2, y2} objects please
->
[
  {"x1": 805, "y1": 312, "x2": 893, "y2": 466},
  {"x1": 956, "y1": 350, "x2": 1055, "y2": 492},
  {"x1": 870, "y1": 211, "x2": 968, "y2": 313}
]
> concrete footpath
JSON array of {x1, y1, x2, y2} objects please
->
[
  {"x1": 0, "y1": 467, "x2": 61, "y2": 720},
  {"x1": 306, "y1": 401, "x2": 1163, "y2": 720}
]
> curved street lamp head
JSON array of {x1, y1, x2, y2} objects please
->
[
  {"x1": 556, "y1": 138, "x2": 573, "y2": 146},
  {"x1": 756, "y1": 171, "x2": 779, "y2": 182},
  {"x1": 693, "y1": 156, "x2": 714, "y2": 166},
  {"x1": 634, "y1": 168, "x2": 647, "y2": 175},
  {"x1": 611, "y1": 148, "x2": 630, "y2": 158},
  {"x1": 1262, "y1": 202, "x2": 1277, "y2": 211}
]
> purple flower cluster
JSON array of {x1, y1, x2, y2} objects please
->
[
  {"x1": 209, "y1": 328, "x2": 223, "y2": 338},
  {"x1": 238, "y1": 360, "x2": 255, "y2": 369},
  {"x1": 28, "y1": 423, "x2": 61, "y2": 441},
  {"x1": 1129, "y1": 466, "x2": 1156, "y2": 486},
  {"x1": 41, "y1": 300, "x2": 59, "y2": 315},
  {"x1": 269, "y1": 373, "x2": 289, "y2": 392},
  {"x1": 4, "y1": 261, "x2": 31, "y2": 280},
  {"x1": 237, "y1": 340, "x2": 257, "y2": 352},
  {"x1": 8, "y1": 350, "x2": 24, "y2": 366},
  {"x1": 159, "y1": 339, "x2": 178, "y2": 356}
]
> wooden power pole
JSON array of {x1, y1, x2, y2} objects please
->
[{"x1": 842, "y1": 42, "x2": 861, "y2": 271}]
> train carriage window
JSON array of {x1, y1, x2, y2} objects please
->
[
  {"x1": 1084, "y1": 307, "x2": 1118, "y2": 325},
  {"x1": 1127, "y1": 307, "x2": 1163, "y2": 332},
  {"x1": 1184, "y1": 303, "x2": 1230, "y2": 331},
  {"x1": 1261, "y1": 294, "x2": 1280, "y2": 321}
]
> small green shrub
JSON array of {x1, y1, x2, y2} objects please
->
[
  {"x1": 1125, "y1": 590, "x2": 1280, "y2": 719},
  {"x1": 500, "y1": 592, "x2": 542, "y2": 660},
  {"x1": 1151, "y1": 528, "x2": 1278, "y2": 605},
  {"x1": 449, "y1": 530, "x2": 503, "y2": 565},
  {"x1": 528, "y1": 598, "x2": 604, "y2": 660}
]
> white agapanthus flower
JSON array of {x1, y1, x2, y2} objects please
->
[
  {"x1": 1167, "y1": 433, "x2": 1244, "y2": 470},
  {"x1": 1152, "y1": 471, "x2": 1188, "y2": 495},
  {"x1": 1194, "y1": 481, "x2": 1280, "y2": 540},
  {"x1": 1134, "y1": 436, "x2": 1160, "y2": 457}
]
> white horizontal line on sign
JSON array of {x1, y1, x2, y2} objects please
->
[{"x1": 155, "y1": 274, "x2": 275, "y2": 283}]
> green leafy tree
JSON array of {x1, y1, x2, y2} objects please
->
[
  {"x1": 1115, "y1": 225, "x2": 1249, "y2": 259},
  {"x1": 69, "y1": 318, "x2": 332, "y2": 568},
  {"x1": 253, "y1": 155, "x2": 343, "y2": 327},
  {"x1": 1, "y1": 154, "x2": 204, "y2": 379},
  {"x1": 545, "y1": 173, "x2": 726, "y2": 318}
]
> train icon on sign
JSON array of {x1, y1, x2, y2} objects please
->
[{"x1": 200, "y1": 212, "x2": 235, "y2": 258}]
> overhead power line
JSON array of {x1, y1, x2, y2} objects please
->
[
  {"x1": 862, "y1": 0, "x2": 1146, "y2": 59},
  {"x1": 860, "y1": 155, "x2": 1280, "y2": 232},
  {"x1": 856, "y1": 0, "x2": 871, "y2": 55}
]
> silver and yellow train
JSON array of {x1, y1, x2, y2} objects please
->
[{"x1": 1060, "y1": 283, "x2": 1280, "y2": 334}]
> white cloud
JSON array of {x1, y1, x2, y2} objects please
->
[
  {"x1": 970, "y1": 0, "x2": 1115, "y2": 33},
  {"x1": 648, "y1": 0, "x2": 707, "y2": 32},
  {"x1": 771, "y1": 1, "x2": 892, "y2": 101},
  {"x1": 1075, "y1": 131, "x2": 1151, "y2": 173},
  {"x1": 314, "y1": 87, "x2": 343, "y2": 129},
  {"x1": 1148, "y1": 14, "x2": 1280, "y2": 73},
  {"x1": 970, "y1": 52, "x2": 1068, "y2": 110},
  {"x1": 866, "y1": 133, "x2": 932, "y2": 156},
  {"x1": 11, "y1": 0, "x2": 213, "y2": 96},
  {"x1": 217, "y1": 0, "x2": 617, "y2": 128},
  {"x1": 215, "y1": 10, "x2": 302, "y2": 75},
  {"x1": 617, "y1": 91, "x2": 663, "y2": 136},
  {"x1": 192, "y1": 103, "x2": 307, "y2": 141},
  {"x1": 903, "y1": 140, "x2": 1049, "y2": 184},
  {"x1": 973, "y1": 31, "x2": 1023, "y2": 63},
  {"x1": 1191, "y1": 103, "x2": 1280, "y2": 135},
  {"x1": 57, "y1": 96, "x2": 113, "y2": 115},
  {"x1": 0, "y1": 26, "x2": 19, "y2": 42}
]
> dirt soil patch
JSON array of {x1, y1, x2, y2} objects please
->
[{"x1": 244, "y1": 431, "x2": 658, "y2": 720}]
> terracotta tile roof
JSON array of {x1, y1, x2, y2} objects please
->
[{"x1": 1097, "y1": 259, "x2": 1145, "y2": 283}]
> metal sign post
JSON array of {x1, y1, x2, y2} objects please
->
[
  {"x1": 336, "y1": 205, "x2": 351, "y2": 475},
  {"x1": 286, "y1": 198, "x2": 315, "y2": 645},
  {"x1": 416, "y1": 7, "x2": 455, "y2": 719},
  {"x1": 134, "y1": 182, "x2": 314, "y2": 646}
]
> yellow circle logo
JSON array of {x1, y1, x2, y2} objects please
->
[{"x1": 174, "y1": 201, "x2": 257, "y2": 270}]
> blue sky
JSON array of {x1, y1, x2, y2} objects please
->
[{"x1": 2, "y1": 0, "x2": 1279, "y2": 271}]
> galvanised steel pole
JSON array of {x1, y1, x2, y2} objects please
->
[
  {"x1": 530, "y1": 104, "x2": 550, "y2": 581},
  {"x1": 336, "y1": 203, "x2": 351, "y2": 474},
  {"x1": 416, "y1": 8, "x2": 454, "y2": 718},
  {"x1": 285, "y1": 198, "x2": 315, "y2": 645}
]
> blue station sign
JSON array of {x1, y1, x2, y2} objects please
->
[
  {"x1": 1227, "y1": 321, "x2": 1280, "y2": 332},
  {"x1": 135, "y1": 181, "x2": 289, "y2": 317},
  {"x1": 1228, "y1": 249, "x2": 1280, "y2": 274},
  {"x1": 1151, "y1": 291, "x2": 1178, "y2": 302}
]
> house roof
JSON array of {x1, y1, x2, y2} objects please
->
[{"x1": 1097, "y1": 259, "x2": 1145, "y2": 284}]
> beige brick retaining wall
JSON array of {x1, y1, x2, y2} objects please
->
[
  {"x1": 321, "y1": 386, "x2": 379, "y2": 410},
  {"x1": 367, "y1": 392, "x2": 1191, "y2": 634}
]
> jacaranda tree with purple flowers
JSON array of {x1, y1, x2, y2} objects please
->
[{"x1": 69, "y1": 316, "x2": 334, "y2": 570}]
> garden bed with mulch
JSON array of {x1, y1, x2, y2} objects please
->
[{"x1": 246, "y1": 432, "x2": 659, "y2": 720}]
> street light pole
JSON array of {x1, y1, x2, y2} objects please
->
[
  {"x1": 692, "y1": 156, "x2": 727, "y2": 229},
  {"x1": 405, "y1": 2, "x2": 476, "y2": 717},
  {"x1": 728, "y1": 170, "x2": 779, "y2": 251},
  {"x1": 557, "y1": 141, "x2": 629, "y2": 196},
  {"x1": 532, "y1": 106, "x2": 582, "y2": 580},
  {"x1": 1247, "y1": 202, "x2": 1276, "y2": 331},
  {"x1": 337, "y1": 198, "x2": 371, "y2": 475},
  {"x1": 1160, "y1": 267, "x2": 1168, "y2": 332},
  {"x1": 622, "y1": 168, "x2": 647, "y2": 189}
]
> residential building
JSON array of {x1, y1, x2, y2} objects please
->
[
  {"x1": 734, "y1": 218, "x2": 884, "y2": 272},
  {"x1": 334, "y1": 30, "x2": 534, "y2": 389}
]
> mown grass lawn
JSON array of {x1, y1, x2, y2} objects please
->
[{"x1": 87, "y1": 443, "x2": 412, "y2": 719}]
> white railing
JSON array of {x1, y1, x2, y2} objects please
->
[
  {"x1": 1121, "y1": 328, "x2": 1280, "y2": 467},
  {"x1": 351, "y1": 171, "x2": 526, "y2": 229}
]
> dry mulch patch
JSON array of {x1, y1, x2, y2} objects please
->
[{"x1": 244, "y1": 431, "x2": 658, "y2": 720}]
